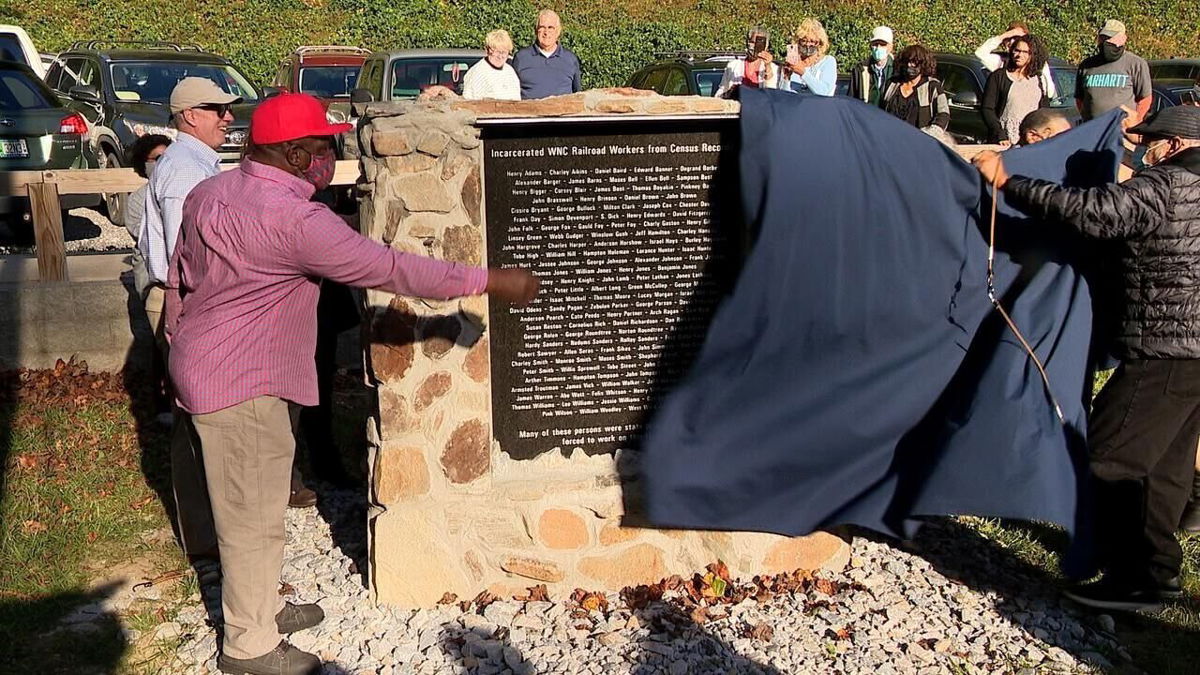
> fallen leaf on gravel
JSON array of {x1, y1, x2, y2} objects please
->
[
  {"x1": 747, "y1": 622, "x2": 774, "y2": 641},
  {"x1": 438, "y1": 592, "x2": 458, "y2": 605},
  {"x1": 690, "y1": 606, "x2": 710, "y2": 625},
  {"x1": 814, "y1": 578, "x2": 839, "y2": 596},
  {"x1": 278, "y1": 582, "x2": 296, "y2": 596},
  {"x1": 527, "y1": 584, "x2": 549, "y2": 602}
]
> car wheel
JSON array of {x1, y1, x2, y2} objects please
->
[{"x1": 102, "y1": 149, "x2": 125, "y2": 227}]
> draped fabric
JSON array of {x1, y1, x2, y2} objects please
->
[{"x1": 640, "y1": 88, "x2": 1124, "y2": 576}]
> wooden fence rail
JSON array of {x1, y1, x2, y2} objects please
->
[{"x1": 1, "y1": 160, "x2": 361, "y2": 282}]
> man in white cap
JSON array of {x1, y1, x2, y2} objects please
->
[
  {"x1": 1075, "y1": 19, "x2": 1151, "y2": 122},
  {"x1": 848, "y1": 26, "x2": 894, "y2": 107},
  {"x1": 138, "y1": 77, "x2": 243, "y2": 564}
]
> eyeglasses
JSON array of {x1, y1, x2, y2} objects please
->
[{"x1": 194, "y1": 103, "x2": 232, "y2": 117}]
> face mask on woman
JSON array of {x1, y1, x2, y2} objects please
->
[
  {"x1": 903, "y1": 63, "x2": 921, "y2": 80},
  {"x1": 797, "y1": 43, "x2": 818, "y2": 58}
]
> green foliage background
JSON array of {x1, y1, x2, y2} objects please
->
[{"x1": 3, "y1": 0, "x2": 1198, "y2": 88}]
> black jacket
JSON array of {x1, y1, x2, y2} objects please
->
[
  {"x1": 848, "y1": 56, "x2": 893, "y2": 107},
  {"x1": 1004, "y1": 147, "x2": 1200, "y2": 359},
  {"x1": 981, "y1": 69, "x2": 1050, "y2": 144}
]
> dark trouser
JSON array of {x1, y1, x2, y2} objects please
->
[
  {"x1": 1088, "y1": 359, "x2": 1200, "y2": 586},
  {"x1": 301, "y1": 281, "x2": 359, "y2": 478}
]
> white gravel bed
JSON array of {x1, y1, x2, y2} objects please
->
[{"x1": 156, "y1": 484, "x2": 1133, "y2": 674}]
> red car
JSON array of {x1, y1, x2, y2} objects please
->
[{"x1": 271, "y1": 45, "x2": 370, "y2": 117}]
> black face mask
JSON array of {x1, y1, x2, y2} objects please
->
[
  {"x1": 1100, "y1": 41, "x2": 1125, "y2": 63},
  {"x1": 902, "y1": 63, "x2": 921, "y2": 80}
]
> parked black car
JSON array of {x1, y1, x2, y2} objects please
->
[
  {"x1": 1150, "y1": 78, "x2": 1199, "y2": 114},
  {"x1": 1148, "y1": 59, "x2": 1200, "y2": 83},
  {"x1": 931, "y1": 53, "x2": 1079, "y2": 144},
  {"x1": 42, "y1": 41, "x2": 269, "y2": 224},
  {"x1": 626, "y1": 52, "x2": 851, "y2": 97},
  {"x1": 0, "y1": 59, "x2": 100, "y2": 237}
]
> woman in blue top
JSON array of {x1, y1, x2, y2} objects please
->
[{"x1": 779, "y1": 18, "x2": 838, "y2": 96}]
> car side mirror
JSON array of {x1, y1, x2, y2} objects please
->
[
  {"x1": 350, "y1": 88, "x2": 374, "y2": 104},
  {"x1": 261, "y1": 86, "x2": 283, "y2": 99},
  {"x1": 951, "y1": 90, "x2": 979, "y2": 108},
  {"x1": 68, "y1": 85, "x2": 102, "y2": 104}
]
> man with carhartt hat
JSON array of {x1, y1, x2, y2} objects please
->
[
  {"x1": 974, "y1": 105, "x2": 1200, "y2": 612},
  {"x1": 1074, "y1": 19, "x2": 1152, "y2": 123},
  {"x1": 168, "y1": 92, "x2": 538, "y2": 674}
]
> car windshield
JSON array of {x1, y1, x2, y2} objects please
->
[
  {"x1": 299, "y1": 65, "x2": 360, "y2": 98},
  {"x1": 108, "y1": 61, "x2": 259, "y2": 104},
  {"x1": 694, "y1": 70, "x2": 724, "y2": 97},
  {"x1": 390, "y1": 58, "x2": 472, "y2": 98},
  {"x1": 1049, "y1": 67, "x2": 1077, "y2": 107},
  {"x1": 0, "y1": 67, "x2": 54, "y2": 109}
]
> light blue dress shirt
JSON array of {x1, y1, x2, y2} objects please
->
[{"x1": 138, "y1": 132, "x2": 221, "y2": 285}]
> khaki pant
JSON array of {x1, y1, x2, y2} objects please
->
[
  {"x1": 145, "y1": 286, "x2": 217, "y2": 556},
  {"x1": 192, "y1": 396, "x2": 297, "y2": 660}
]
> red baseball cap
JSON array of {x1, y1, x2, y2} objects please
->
[{"x1": 250, "y1": 92, "x2": 353, "y2": 144}]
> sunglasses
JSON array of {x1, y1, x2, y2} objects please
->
[{"x1": 194, "y1": 103, "x2": 233, "y2": 117}]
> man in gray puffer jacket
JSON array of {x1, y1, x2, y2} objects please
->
[{"x1": 973, "y1": 105, "x2": 1200, "y2": 612}]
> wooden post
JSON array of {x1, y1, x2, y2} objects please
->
[{"x1": 26, "y1": 181, "x2": 68, "y2": 282}]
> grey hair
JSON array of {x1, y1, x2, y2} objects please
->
[{"x1": 747, "y1": 26, "x2": 770, "y2": 41}]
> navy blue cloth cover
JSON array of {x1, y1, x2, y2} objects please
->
[{"x1": 640, "y1": 88, "x2": 1125, "y2": 576}]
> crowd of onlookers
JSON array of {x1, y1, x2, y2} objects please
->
[{"x1": 459, "y1": 9, "x2": 1198, "y2": 156}]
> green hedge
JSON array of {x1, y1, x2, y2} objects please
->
[{"x1": 3, "y1": 0, "x2": 1197, "y2": 88}]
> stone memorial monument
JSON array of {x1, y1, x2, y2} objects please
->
[{"x1": 355, "y1": 90, "x2": 849, "y2": 606}]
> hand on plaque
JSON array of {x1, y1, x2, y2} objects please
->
[{"x1": 486, "y1": 268, "x2": 540, "y2": 307}]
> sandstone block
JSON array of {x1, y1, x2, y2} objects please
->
[
  {"x1": 443, "y1": 225, "x2": 482, "y2": 266},
  {"x1": 595, "y1": 101, "x2": 639, "y2": 114},
  {"x1": 382, "y1": 201, "x2": 407, "y2": 244},
  {"x1": 369, "y1": 299, "x2": 418, "y2": 383},
  {"x1": 374, "y1": 509, "x2": 467, "y2": 606},
  {"x1": 452, "y1": 128, "x2": 481, "y2": 150},
  {"x1": 375, "y1": 446, "x2": 431, "y2": 502},
  {"x1": 538, "y1": 509, "x2": 589, "y2": 550},
  {"x1": 579, "y1": 544, "x2": 666, "y2": 590},
  {"x1": 463, "y1": 336, "x2": 490, "y2": 382},
  {"x1": 373, "y1": 129, "x2": 415, "y2": 156},
  {"x1": 394, "y1": 173, "x2": 454, "y2": 213},
  {"x1": 644, "y1": 97, "x2": 732, "y2": 115},
  {"x1": 384, "y1": 154, "x2": 438, "y2": 174},
  {"x1": 441, "y1": 418, "x2": 490, "y2": 483},
  {"x1": 378, "y1": 389, "x2": 418, "y2": 439},
  {"x1": 599, "y1": 523, "x2": 642, "y2": 546},
  {"x1": 500, "y1": 556, "x2": 565, "y2": 583},
  {"x1": 762, "y1": 532, "x2": 848, "y2": 575},
  {"x1": 461, "y1": 165, "x2": 481, "y2": 227},
  {"x1": 414, "y1": 371, "x2": 453, "y2": 412},
  {"x1": 441, "y1": 150, "x2": 473, "y2": 180},
  {"x1": 416, "y1": 130, "x2": 451, "y2": 156},
  {"x1": 419, "y1": 315, "x2": 462, "y2": 359},
  {"x1": 450, "y1": 94, "x2": 586, "y2": 117}
]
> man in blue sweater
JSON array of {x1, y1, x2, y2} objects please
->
[{"x1": 512, "y1": 9, "x2": 582, "y2": 99}]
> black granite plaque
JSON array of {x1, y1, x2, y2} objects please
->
[{"x1": 483, "y1": 119, "x2": 742, "y2": 459}]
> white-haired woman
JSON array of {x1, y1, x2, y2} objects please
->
[
  {"x1": 462, "y1": 29, "x2": 521, "y2": 100},
  {"x1": 779, "y1": 18, "x2": 837, "y2": 97}
]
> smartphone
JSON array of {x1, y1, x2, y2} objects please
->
[
  {"x1": 751, "y1": 34, "x2": 767, "y2": 55},
  {"x1": 786, "y1": 42, "x2": 798, "y2": 62}
]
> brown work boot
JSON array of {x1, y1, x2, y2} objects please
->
[
  {"x1": 275, "y1": 601, "x2": 325, "y2": 634},
  {"x1": 288, "y1": 476, "x2": 317, "y2": 509},
  {"x1": 217, "y1": 640, "x2": 320, "y2": 675}
]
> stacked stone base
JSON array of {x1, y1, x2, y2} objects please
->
[{"x1": 358, "y1": 90, "x2": 849, "y2": 607}]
